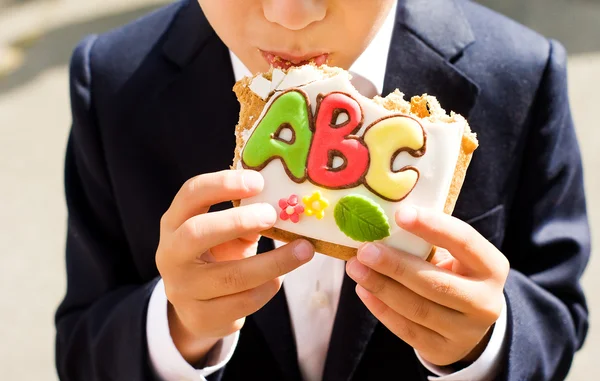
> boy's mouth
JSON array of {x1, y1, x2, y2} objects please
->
[{"x1": 260, "y1": 50, "x2": 329, "y2": 70}]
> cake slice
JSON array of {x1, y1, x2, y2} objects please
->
[{"x1": 232, "y1": 64, "x2": 478, "y2": 261}]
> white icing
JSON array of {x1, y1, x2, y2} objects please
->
[
  {"x1": 238, "y1": 72, "x2": 465, "y2": 259},
  {"x1": 276, "y1": 127, "x2": 294, "y2": 142},
  {"x1": 249, "y1": 75, "x2": 272, "y2": 100},
  {"x1": 331, "y1": 156, "x2": 345, "y2": 169},
  {"x1": 335, "y1": 111, "x2": 349, "y2": 126},
  {"x1": 271, "y1": 69, "x2": 286, "y2": 91},
  {"x1": 276, "y1": 65, "x2": 321, "y2": 90},
  {"x1": 241, "y1": 128, "x2": 253, "y2": 141}
]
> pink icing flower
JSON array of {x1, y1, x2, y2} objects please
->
[{"x1": 278, "y1": 195, "x2": 305, "y2": 223}]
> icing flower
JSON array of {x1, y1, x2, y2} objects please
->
[
  {"x1": 302, "y1": 191, "x2": 329, "y2": 220},
  {"x1": 278, "y1": 195, "x2": 305, "y2": 223}
]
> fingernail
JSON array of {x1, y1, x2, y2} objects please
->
[
  {"x1": 347, "y1": 258, "x2": 369, "y2": 280},
  {"x1": 293, "y1": 240, "x2": 313, "y2": 261},
  {"x1": 358, "y1": 243, "x2": 381, "y2": 265},
  {"x1": 356, "y1": 284, "x2": 370, "y2": 300},
  {"x1": 255, "y1": 203, "x2": 277, "y2": 227},
  {"x1": 396, "y1": 205, "x2": 418, "y2": 226},
  {"x1": 199, "y1": 250, "x2": 217, "y2": 263},
  {"x1": 242, "y1": 171, "x2": 264, "y2": 191}
]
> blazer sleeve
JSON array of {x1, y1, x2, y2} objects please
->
[
  {"x1": 55, "y1": 35, "x2": 160, "y2": 381},
  {"x1": 500, "y1": 39, "x2": 591, "y2": 381}
]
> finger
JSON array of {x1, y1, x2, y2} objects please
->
[
  {"x1": 430, "y1": 248, "x2": 458, "y2": 273},
  {"x1": 184, "y1": 279, "x2": 282, "y2": 337},
  {"x1": 193, "y1": 240, "x2": 314, "y2": 300},
  {"x1": 172, "y1": 203, "x2": 276, "y2": 260},
  {"x1": 210, "y1": 236, "x2": 260, "y2": 262},
  {"x1": 162, "y1": 170, "x2": 264, "y2": 231},
  {"x1": 355, "y1": 285, "x2": 448, "y2": 356},
  {"x1": 395, "y1": 205, "x2": 504, "y2": 275},
  {"x1": 357, "y1": 243, "x2": 477, "y2": 312},
  {"x1": 429, "y1": 248, "x2": 453, "y2": 267},
  {"x1": 346, "y1": 257, "x2": 465, "y2": 338},
  {"x1": 239, "y1": 232, "x2": 262, "y2": 244},
  {"x1": 208, "y1": 233, "x2": 262, "y2": 262}
]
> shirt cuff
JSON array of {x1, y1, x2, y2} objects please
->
[
  {"x1": 415, "y1": 296, "x2": 508, "y2": 381},
  {"x1": 146, "y1": 278, "x2": 239, "y2": 381}
]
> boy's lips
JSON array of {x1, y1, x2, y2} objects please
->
[{"x1": 260, "y1": 50, "x2": 329, "y2": 69}]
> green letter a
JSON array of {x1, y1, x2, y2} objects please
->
[{"x1": 241, "y1": 90, "x2": 313, "y2": 182}]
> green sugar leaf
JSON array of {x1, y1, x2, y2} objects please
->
[{"x1": 334, "y1": 195, "x2": 390, "y2": 242}]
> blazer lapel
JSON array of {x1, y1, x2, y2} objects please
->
[
  {"x1": 324, "y1": 1, "x2": 480, "y2": 380},
  {"x1": 384, "y1": 0, "x2": 480, "y2": 119},
  {"x1": 160, "y1": 5, "x2": 302, "y2": 379},
  {"x1": 158, "y1": 0, "x2": 239, "y2": 185},
  {"x1": 162, "y1": 0, "x2": 215, "y2": 68},
  {"x1": 322, "y1": 273, "x2": 379, "y2": 381},
  {"x1": 252, "y1": 237, "x2": 303, "y2": 381}
]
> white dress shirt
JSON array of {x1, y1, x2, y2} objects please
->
[{"x1": 147, "y1": 2, "x2": 508, "y2": 380}]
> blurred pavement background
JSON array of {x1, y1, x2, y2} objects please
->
[{"x1": 0, "y1": 0, "x2": 598, "y2": 379}]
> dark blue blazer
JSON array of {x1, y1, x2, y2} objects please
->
[{"x1": 55, "y1": 0, "x2": 591, "y2": 380}]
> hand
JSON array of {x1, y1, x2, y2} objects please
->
[
  {"x1": 346, "y1": 205, "x2": 509, "y2": 366},
  {"x1": 156, "y1": 170, "x2": 314, "y2": 364}
]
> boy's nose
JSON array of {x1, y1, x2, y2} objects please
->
[{"x1": 263, "y1": 0, "x2": 327, "y2": 30}]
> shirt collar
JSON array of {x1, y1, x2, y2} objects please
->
[{"x1": 229, "y1": 0, "x2": 397, "y2": 95}]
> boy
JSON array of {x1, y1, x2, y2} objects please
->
[{"x1": 55, "y1": 0, "x2": 590, "y2": 380}]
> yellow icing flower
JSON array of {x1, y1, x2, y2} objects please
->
[{"x1": 302, "y1": 191, "x2": 329, "y2": 220}]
